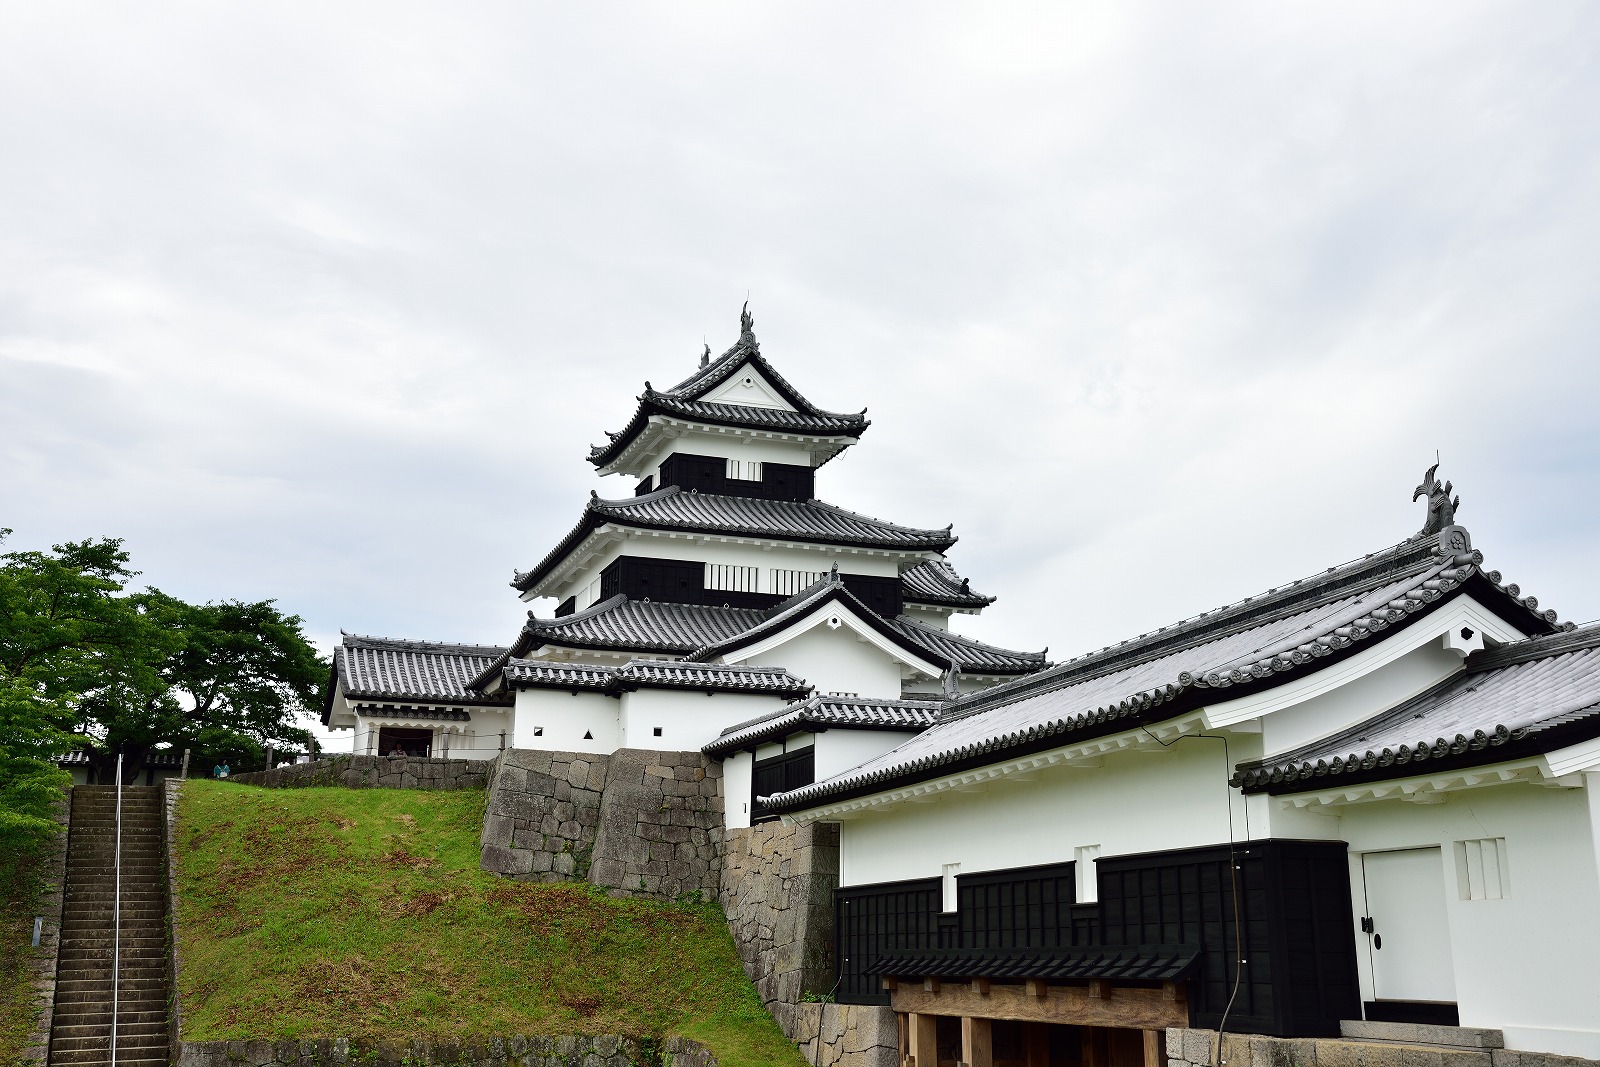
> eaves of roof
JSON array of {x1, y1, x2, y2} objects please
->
[
  {"x1": 510, "y1": 487, "x2": 957, "y2": 595},
  {"x1": 868, "y1": 947, "x2": 1199, "y2": 983},
  {"x1": 702, "y1": 694, "x2": 941, "y2": 756},
  {"x1": 1233, "y1": 623, "x2": 1600, "y2": 795},
  {"x1": 325, "y1": 633, "x2": 514, "y2": 723},
  {"x1": 498, "y1": 656, "x2": 812, "y2": 699},
  {"x1": 764, "y1": 535, "x2": 1563, "y2": 815},
  {"x1": 901, "y1": 559, "x2": 996, "y2": 610}
]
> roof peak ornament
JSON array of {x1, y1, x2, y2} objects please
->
[
  {"x1": 739, "y1": 301, "x2": 755, "y2": 338},
  {"x1": 1414, "y1": 462, "x2": 1470, "y2": 553},
  {"x1": 941, "y1": 665, "x2": 962, "y2": 700},
  {"x1": 700, "y1": 342, "x2": 711, "y2": 368}
]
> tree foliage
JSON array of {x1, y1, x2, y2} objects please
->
[{"x1": 0, "y1": 529, "x2": 328, "y2": 865}]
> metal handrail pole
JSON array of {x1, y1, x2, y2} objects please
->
[{"x1": 111, "y1": 753, "x2": 122, "y2": 1065}]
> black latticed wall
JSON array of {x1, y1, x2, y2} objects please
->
[{"x1": 832, "y1": 838, "x2": 1358, "y2": 1036}]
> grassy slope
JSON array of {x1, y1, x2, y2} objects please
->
[
  {"x1": 174, "y1": 781, "x2": 803, "y2": 1067},
  {"x1": 0, "y1": 874, "x2": 40, "y2": 1066}
]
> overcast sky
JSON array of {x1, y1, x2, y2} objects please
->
[{"x1": 5, "y1": 3, "x2": 1599, "y2": 750}]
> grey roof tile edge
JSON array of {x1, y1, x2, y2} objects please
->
[
  {"x1": 1233, "y1": 623, "x2": 1600, "y2": 792},
  {"x1": 501, "y1": 655, "x2": 811, "y2": 697},
  {"x1": 766, "y1": 545, "x2": 1519, "y2": 813},
  {"x1": 901, "y1": 560, "x2": 996, "y2": 607},
  {"x1": 334, "y1": 636, "x2": 515, "y2": 706},
  {"x1": 703, "y1": 695, "x2": 943, "y2": 755}
]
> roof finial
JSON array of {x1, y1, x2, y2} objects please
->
[
  {"x1": 740, "y1": 300, "x2": 755, "y2": 338},
  {"x1": 701, "y1": 341, "x2": 710, "y2": 368},
  {"x1": 829, "y1": 560, "x2": 839, "y2": 581},
  {"x1": 941, "y1": 665, "x2": 962, "y2": 700},
  {"x1": 1413, "y1": 461, "x2": 1461, "y2": 536}
]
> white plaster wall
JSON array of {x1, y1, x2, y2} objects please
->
[
  {"x1": 351, "y1": 706, "x2": 514, "y2": 759},
  {"x1": 837, "y1": 741, "x2": 1247, "y2": 889},
  {"x1": 740, "y1": 623, "x2": 908, "y2": 699},
  {"x1": 511, "y1": 689, "x2": 619, "y2": 754},
  {"x1": 699, "y1": 365, "x2": 798, "y2": 409},
  {"x1": 1259, "y1": 640, "x2": 1465, "y2": 757},
  {"x1": 815, "y1": 730, "x2": 920, "y2": 781},
  {"x1": 902, "y1": 606, "x2": 951, "y2": 630},
  {"x1": 1333, "y1": 783, "x2": 1600, "y2": 1058},
  {"x1": 617, "y1": 688, "x2": 791, "y2": 751},
  {"x1": 724, "y1": 751, "x2": 754, "y2": 828}
]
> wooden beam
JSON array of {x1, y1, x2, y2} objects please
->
[
  {"x1": 1164, "y1": 980, "x2": 1185, "y2": 1002},
  {"x1": 1025, "y1": 978, "x2": 1048, "y2": 999},
  {"x1": 909, "y1": 1012, "x2": 938, "y2": 1067},
  {"x1": 1145, "y1": 1030, "x2": 1165, "y2": 1067},
  {"x1": 971, "y1": 977, "x2": 991, "y2": 997},
  {"x1": 961, "y1": 1016, "x2": 993, "y2": 1067},
  {"x1": 1088, "y1": 978, "x2": 1111, "y2": 999},
  {"x1": 882, "y1": 977, "x2": 898, "y2": 991},
  {"x1": 923, "y1": 977, "x2": 940, "y2": 994},
  {"x1": 889, "y1": 981, "x2": 1188, "y2": 1029}
]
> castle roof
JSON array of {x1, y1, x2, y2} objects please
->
[
  {"x1": 588, "y1": 307, "x2": 869, "y2": 470},
  {"x1": 1233, "y1": 623, "x2": 1600, "y2": 794},
  {"x1": 510, "y1": 486, "x2": 957, "y2": 595},
  {"x1": 485, "y1": 576, "x2": 1045, "y2": 680},
  {"x1": 502, "y1": 657, "x2": 811, "y2": 699},
  {"x1": 703, "y1": 694, "x2": 941, "y2": 756},
  {"x1": 763, "y1": 527, "x2": 1565, "y2": 815},
  {"x1": 324, "y1": 633, "x2": 513, "y2": 723},
  {"x1": 901, "y1": 560, "x2": 996, "y2": 610}
]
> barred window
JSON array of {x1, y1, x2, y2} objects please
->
[
  {"x1": 725, "y1": 459, "x2": 763, "y2": 481},
  {"x1": 705, "y1": 563, "x2": 759, "y2": 592},
  {"x1": 770, "y1": 568, "x2": 827, "y2": 596}
]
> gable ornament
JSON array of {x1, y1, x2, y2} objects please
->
[{"x1": 1414, "y1": 462, "x2": 1470, "y2": 553}]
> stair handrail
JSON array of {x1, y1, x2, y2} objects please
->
[{"x1": 111, "y1": 753, "x2": 122, "y2": 1066}]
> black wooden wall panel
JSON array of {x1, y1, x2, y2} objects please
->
[
  {"x1": 656, "y1": 451, "x2": 815, "y2": 501},
  {"x1": 840, "y1": 574, "x2": 904, "y2": 618},
  {"x1": 599, "y1": 556, "x2": 705, "y2": 604},
  {"x1": 833, "y1": 839, "x2": 1360, "y2": 1038},
  {"x1": 751, "y1": 748, "x2": 814, "y2": 823},
  {"x1": 835, "y1": 878, "x2": 942, "y2": 1005}
]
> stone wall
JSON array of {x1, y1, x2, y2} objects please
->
[
  {"x1": 719, "y1": 821, "x2": 895, "y2": 1067},
  {"x1": 176, "y1": 1035, "x2": 716, "y2": 1067},
  {"x1": 228, "y1": 755, "x2": 490, "y2": 790},
  {"x1": 1166, "y1": 1028, "x2": 1600, "y2": 1067},
  {"x1": 16, "y1": 788, "x2": 69, "y2": 1067},
  {"x1": 479, "y1": 749, "x2": 723, "y2": 901}
]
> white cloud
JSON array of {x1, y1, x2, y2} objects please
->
[{"x1": 4, "y1": 1, "x2": 1600, "y2": 755}]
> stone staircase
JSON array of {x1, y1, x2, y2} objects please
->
[{"x1": 49, "y1": 785, "x2": 170, "y2": 1067}]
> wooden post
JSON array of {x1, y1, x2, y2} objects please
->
[
  {"x1": 961, "y1": 1016, "x2": 993, "y2": 1067},
  {"x1": 1023, "y1": 1022, "x2": 1049, "y2": 1067},
  {"x1": 910, "y1": 1012, "x2": 938, "y2": 1067},
  {"x1": 1144, "y1": 1030, "x2": 1165, "y2": 1067},
  {"x1": 1083, "y1": 1026, "x2": 1107, "y2": 1067}
]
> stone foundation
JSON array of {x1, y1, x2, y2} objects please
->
[
  {"x1": 719, "y1": 821, "x2": 895, "y2": 1067},
  {"x1": 1166, "y1": 1028, "x2": 1600, "y2": 1067},
  {"x1": 176, "y1": 1035, "x2": 715, "y2": 1067},
  {"x1": 479, "y1": 749, "x2": 723, "y2": 901},
  {"x1": 228, "y1": 755, "x2": 490, "y2": 791}
]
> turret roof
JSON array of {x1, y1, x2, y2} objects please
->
[
  {"x1": 501, "y1": 657, "x2": 811, "y2": 698},
  {"x1": 323, "y1": 633, "x2": 513, "y2": 723},
  {"x1": 588, "y1": 306, "x2": 869, "y2": 469},
  {"x1": 703, "y1": 694, "x2": 942, "y2": 756},
  {"x1": 510, "y1": 486, "x2": 956, "y2": 594},
  {"x1": 901, "y1": 560, "x2": 996, "y2": 610}
]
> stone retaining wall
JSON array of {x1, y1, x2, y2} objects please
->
[
  {"x1": 176, "y1": 1035, "x2": 716, "y2": 1067},
  {"x1": 1167, "y1": 1028, "x2": 1600, "y2": 1067},
  {"x1": 479, "y1": 749, "x2": 723, "y2": 901},
  {"x1": 719, "y1": 821, "x2": 895, "y2": 1067},
  {"x1": 228, "y1": 756, "x2": 490, "y2": 790}
]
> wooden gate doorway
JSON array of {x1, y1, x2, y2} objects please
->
[
  {"x1": 376, "y1": 726, "x2": 432, "y2": 757},
  {"x1": 902, "y1": 1015, "x2": 1167, "y2": 1067}
]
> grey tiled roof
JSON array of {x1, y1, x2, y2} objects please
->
[
  {"x1": 901, "y1": 560, "x2": 995, "y2": 609},
  {"x1": 868, "y1": 948, "x2": 1199, "y2": 982},
  {"x1": 503, "y1": 580, "x2": 1044, "y2": 678},
  {"x1": 511, "y1": 486, "x2": 956, "y2": 593},
  {"x1": 333, "y1": 633, "x2": 514, "y2": 707},
  {"x1": 678, "y1": 575, "x2": 1045, "y2": 675},
  {"x1": 502, "y1": 657, "x2": 810, "y2": 698},
  {"x1": 1234, "y1": 624, "x2": 1600, "y2": 793},
  {"x1": 518, "y1": 596, "x2": 767, "y2": 654},
  {"x1": 588, "y1": 319, "x2": 870, "y2": 468},
  {"x1": 703, "y1": 694, "x2": 940, "y2": 755},
  {"x1": 766, "y1": 531, "x2": 1564, "y2": 814}
]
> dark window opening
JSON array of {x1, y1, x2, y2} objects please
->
[
  {"x1": 751, "y1": 746, "x2": 814, "y2": 823},
  {"x1": 653, "y1": 727, "x2": 663, "y2": 737},
  {"x1": 377, "y1": 727, "x2": 432, "y2": 758},
  {"x1": 583, "y1": 730, "x2": 593, "y2": 740},
  {"x1": 555, "y1": 596, "x2": 576, "y2": 617}
]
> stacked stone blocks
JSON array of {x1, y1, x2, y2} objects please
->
[
  {"x1": 176, "y1": 1035, "x2": 715, "y2": 1067},
  {"x1": 1166, "y1": 1029, "x2": 1600, "y2": 1067},
  {"x1": 229, "y1": 755, "x2": 490, "y2": 791}
]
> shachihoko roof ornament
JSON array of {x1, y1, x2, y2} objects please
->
[{"x1": 1414, "y1": 461, "x2": 1471, "y2": 555}]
